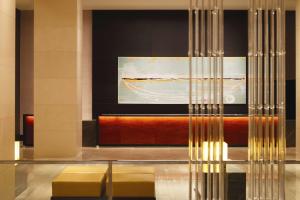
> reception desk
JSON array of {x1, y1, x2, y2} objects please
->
[
  {"x1": 23, "y1": 115, "x2": 278, "y2": 147},
  {"x1": 98, "y1": 115, "x2": 265, "y2": 146}
]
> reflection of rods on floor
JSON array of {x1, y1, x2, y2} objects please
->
[{"x1": 122, "y1": 79, "x2": 186, "y2": 101}]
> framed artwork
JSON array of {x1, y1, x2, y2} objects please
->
[{"x1": 118, "y1": 57, "x2": 246, "y2": 104}]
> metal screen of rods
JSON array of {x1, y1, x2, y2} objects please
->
[
  {"x1": 248, "y1": 0, "x2": 286, "y2": 199},
  {"x1": 188, "y1": 0, "x2": 286, "y2": 200},
  {"x1": 188, "y1": 0, "x2": 225, "y2": 199}
]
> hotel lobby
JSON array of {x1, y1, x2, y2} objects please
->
[{"x1": 1, "y1": 0, "x2": 300, "y2": 199}]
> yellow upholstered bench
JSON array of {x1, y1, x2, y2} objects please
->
[
  {"x1": 106, "y1": 166, "x2": 156, "y2": 199},
  {"x1": 52, "y1": 166, "x2": 108, "y2": 200},
  {"x1": 107, "y1": 173, "x2": 155, "y2": 198},
  {"x1": 52, "y1": 165, "x2": 155, "y2": 199}
]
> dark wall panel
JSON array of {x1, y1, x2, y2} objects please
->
[
  {"x1": 93, "y1": 11, "x2": 190, "y2": 118},
  {"x1": 224, "y1": 11, "x2": 248, "y2": 56},
  {"x1": 92, "y1": 10, "x2": 294, "y2": 119},
  {"x1": 286, "y1": 12, "x2": 296, "y2": 119}
]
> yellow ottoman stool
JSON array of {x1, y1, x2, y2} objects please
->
[
  {"x1": 106, "y1": 173, "x2": 155, "y2": 199},
  {"x1": 52, "y1": 165, "x2": 108, "y2": 200},
  {"x1": 52, "y1": 172, "x2": 106, "y2": 197}
]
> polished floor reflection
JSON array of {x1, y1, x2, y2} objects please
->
[{"x1": 21, "y1": 147, "x2": 298, "y2": 161}]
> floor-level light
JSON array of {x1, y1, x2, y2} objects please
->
[
  {"x1": 15, "y1": 141, "x2": 20, "y2": 160},
  {"x1": 202, "y1": 141, "x2": 228, "y2": 173}
]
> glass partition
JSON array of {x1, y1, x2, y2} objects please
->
[{"x1": 0, "y1": 160, "x2": 299, "y2": 200}]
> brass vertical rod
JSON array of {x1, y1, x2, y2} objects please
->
[
  {"x1": 264, "y1": 0, "x2": 270, "y2": 199},
  {"x1": 194, "y1": 0, "x2": 200, "y2": 199},
  {"x1": 212, "y1": 0, "x2": 218, "y2": 198},
  {"x1": 253, "y1": 0, "x2": 258, "y2": 198},
  {"x1": 218, "y1": 0, "x2": 224, "y2": 198},
  {"x1": 281, "y1": 0, "x2": 286, "y2": 198},
  {"x1": 188, "y1": 0, "x2": 194, "y2": 200},
  {"x1": 277, "y1": 0, "x2": 286, "y2": 199},
  {"x1": 270, "y1": 0, "x2": 276, "y2": 198},
  {"x1": 257, "y1": 0, "x2": 264, "y2": 198},
  {"x1": 200, "y1": 0, "x2": 205, "y2": 199},
  {"x1": 247, "y1": 0, "x2": 254, "y2": 198},
  {"x1": 276, "y1": 0, "x2": 282, "y2": 198},
  {"x1": 248, "y1": 0, "x2": 257, "y2": 198},
  {"x1": 207, "y1": 0, "x2": 212, "y2": 198}
]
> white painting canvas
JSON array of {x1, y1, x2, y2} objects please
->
[{"x1": 118, "y1": 57, "x2": 246, "y2": 104}]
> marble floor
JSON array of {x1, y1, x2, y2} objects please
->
[{"x1": 8, "y1": 147, "x2": 300, "y2": 200}]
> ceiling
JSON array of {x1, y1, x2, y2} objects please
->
[{"x1": 16, "y1": 0, "x2": 296, "y2": 10}]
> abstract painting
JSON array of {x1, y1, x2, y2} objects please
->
[{"x1": 118, "y1": 57, "x2": 246, "y2": 104}]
